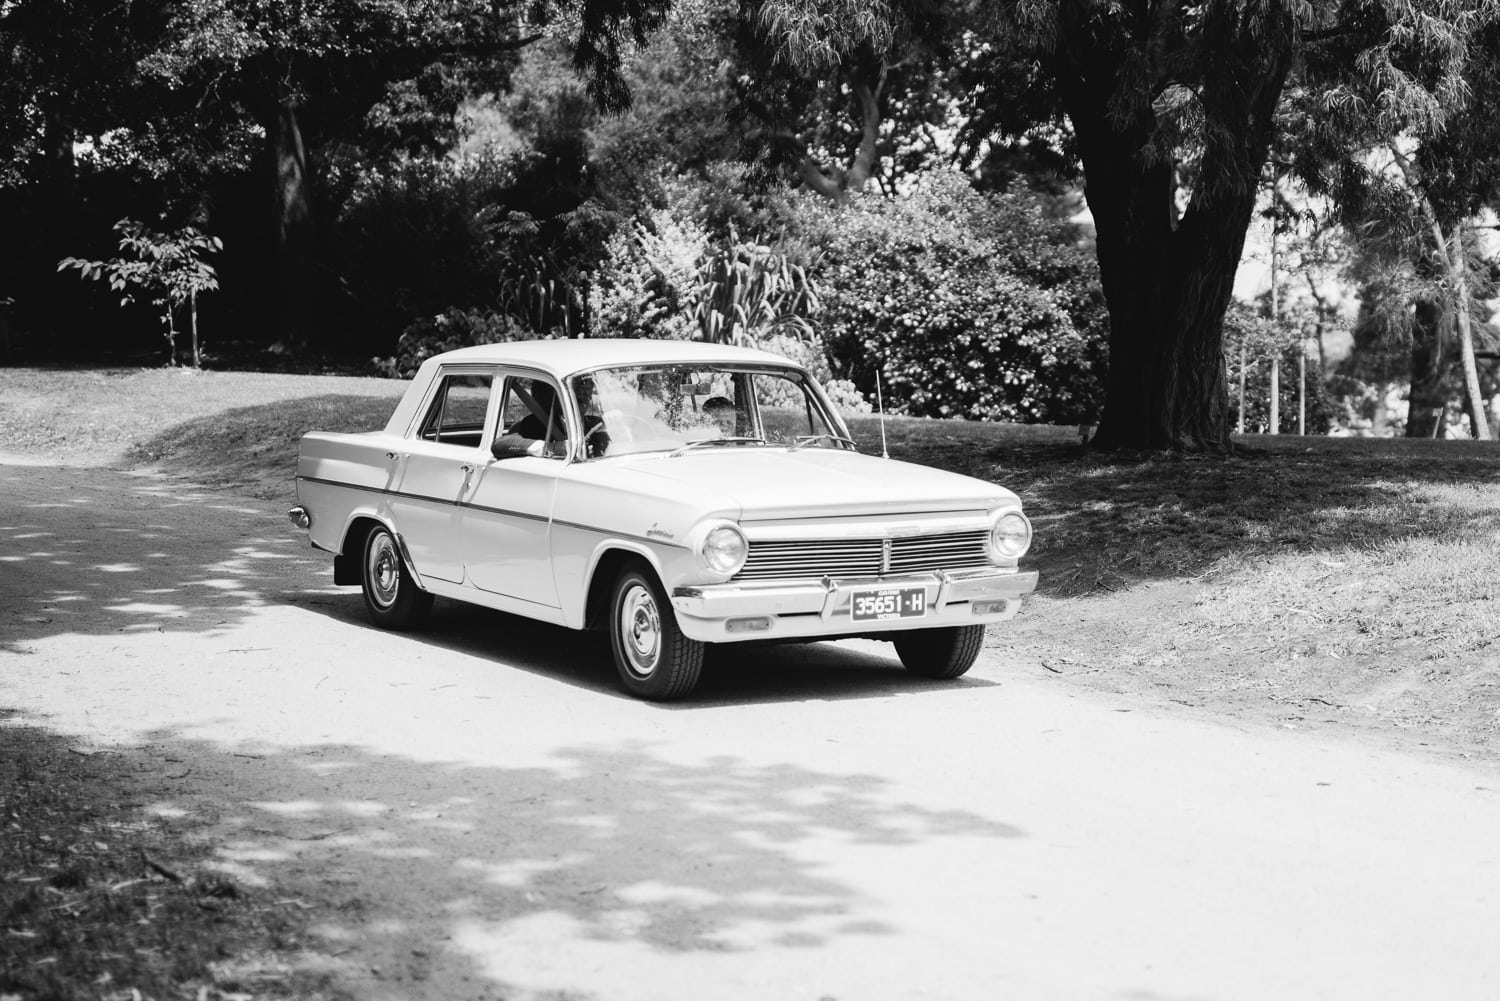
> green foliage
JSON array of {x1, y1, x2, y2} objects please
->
[
  {"x1": 1222, "y1": 303, "x2": 1334, "y2": 434},
  {"x1": 587, "y1": 207, "x2": 706, "y2": 340},
  {"x1": 372, "y1": 306, "x2": 535, "y2": 378},
  {"x1": 1231, "y1": 348, "x2": 1338, "y2": 436},
  {"x1": 732, "y1": 0, "x2": 956, "y2": 195},
  {"x1": 331, "y1": 153, "x2": 513, "y2": 344},
  {"x1": 691, "y1": 242, "x2": 820, "y2": 346},
  {"x1": 585, "y1": 188, "x2": 822, "y2": 348},
  {"x1": 809, "y1": 172, "x2": 1107, "y2": 424},
  {"x1": 57, "y1": 219, "x2": 222, "y2": 367}
]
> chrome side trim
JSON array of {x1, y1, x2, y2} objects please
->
[{"x1": 294, "y1": 475, "x2": 689, "y2": 550}]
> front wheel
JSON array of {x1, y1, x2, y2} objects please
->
[
  {"x1": 893, "y1": 625, "x2": 986, "y2": 679},
  {"x1": 361, "y1": 525, "x2": 433, "y2": 630},
  {"x1": 609, "y1": 562, "x2": 703, "y2": 701}
]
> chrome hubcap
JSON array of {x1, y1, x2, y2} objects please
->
[
  {"x1": 367, "y1": 534, "x2": 400, "y2": 609},
  {"x1": 619, "y1": 583, "x2": 661, "y2": 677}
]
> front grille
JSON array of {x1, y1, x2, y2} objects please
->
[
  {"x1": 735, "y1": 538, "x2": 882, "y2": 582},
  {"x1": 734, "y1": 530, "x2": 990, "y2": 582},
  {"x1": 889, "y1": 530, "x2": 990, "y2": 574}
]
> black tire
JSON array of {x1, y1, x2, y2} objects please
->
[
  {"x1": 609, "y1": 561, "x2": 704, "y2": 701},
  {"x1": 893, "y1": 624, "x2": 986, "y2": 679},
  {"x1": 360, "y1": 524, "x2": 433, "y2": 630}
]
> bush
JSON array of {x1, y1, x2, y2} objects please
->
[
  {"x1": 372, "y1": 307, "x2": 535, "y2": 379},
  {"x1": 1230, "y1": 346, "x2": 1338, "y2": 435},
  {"x1": 330, "y1": 153, "x2": 517, "y2": 356},
  {"x1": 1223, "y1": 299, "x2": 1337, "y2": 434},
  {"x1": 806, "y1": 173, "x2": 1108, "y2": 424}
]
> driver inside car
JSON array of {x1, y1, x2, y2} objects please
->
[{"x1": 492, "y1": 380, "x2": 568, "y2": 458}]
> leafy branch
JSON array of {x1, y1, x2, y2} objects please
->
[{"x1": 59, "y1": 220, "x2": 222, "y2": 367}]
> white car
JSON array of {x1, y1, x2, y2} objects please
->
[{"x1": 289, "y1": 339, "x2": 1038, "y2": 700}]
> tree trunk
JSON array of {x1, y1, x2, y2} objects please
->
[
  {"x1": 841, "y1": 77, "x2": 882, "y2": 193},
  {"x1": 163, "y1": 308, "x2": 178, "y2": 367},
  {"x1": 1406, "y1": 299, "x2": 1448, "y2": 438},
  {"x1": 1270, "y1": 357, "x2": 1280, "y2": 434},
  {"x1": 1445, "y1": 224, "x2": 1491, "y2": 440},
  {"x1": 190, "y1": 291, "x2": 201, "y2": 368},
  {"x1": 798, "y1": 66, "x2": 886, "y2": 202},
  {"x1": 1051, "y1": 18, "x2": 1294, "y2": 451},
  {"x1": 42, "y1": 110, "x2": 81, "y2": 336},
  {"x1": 1236, "y1": 342, "x2": 1246, "y2": 433},
  {"x1": 1072, "y1": 131, "x2": 1256, "y2": 451},
  {"x1": 270, "y1": 97, "x2": 312, "y2": 351}
]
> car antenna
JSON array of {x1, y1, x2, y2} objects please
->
[{"x1": 875, "y1": 369, "x2": 889, "y2": 459}]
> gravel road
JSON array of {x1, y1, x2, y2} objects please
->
[{"x1": 3, "y1": 459, "x2": 1498, "y2": 1000}]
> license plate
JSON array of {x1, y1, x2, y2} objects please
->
[{"x1": 850, "y1": 586, "x2": 927, "y2": 622}]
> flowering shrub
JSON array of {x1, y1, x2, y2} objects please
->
[
  {"x1": 586, "y1": 208, "x2": 705, "y2": 340},
  {"x1": 823, "y1": 378, "x2": 873, "y2": 415}
]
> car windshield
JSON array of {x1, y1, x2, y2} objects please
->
[{"x1": 568, "y1": 363, "x2": 854, "y2": 460}]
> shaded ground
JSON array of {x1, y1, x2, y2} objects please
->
[{"x1": 0, "y1": 718, "x2": 338, "y2": 1000}]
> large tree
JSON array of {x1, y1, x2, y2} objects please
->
[
  {"x1": 136, "y1": 0, "x2": 540, "y2": 345},
  {"x1": 3, "y1": 0, "x2": 671, "y2": 347},
  {"x1": 732, "y1": 0, "x2": 953, "y2": 200},
  {"x1": 934, "y1": 0, "x2": 1494, "y2": 449},
  {"x1": 703, "y1": 1, "x2": 1498, "y2": 448},
  {"x1": 1307, "y1": 16, "x2": 1500, "y2": 439}
]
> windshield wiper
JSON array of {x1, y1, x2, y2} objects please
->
[
  {"x1": 787, "y1": 433, "x2": 859, "y2": 452},
  {"x1": 667, "y1": 436, "x2": 766, "y2": 458}
]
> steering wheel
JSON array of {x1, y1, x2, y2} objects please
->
[{"x1": 584, "y1": 419, "x2": 611, "y2": 458}]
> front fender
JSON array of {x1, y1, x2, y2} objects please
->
[{"x1": 555, "y1": 529, "x2": 681, "y2": 629}]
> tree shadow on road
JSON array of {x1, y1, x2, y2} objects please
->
[
  {"x1": 0, "y1": 465, "x2": 323, "y2": 653},
  {"x1": 2, "y1": 711, "x2": 1026, "y2": 999}
]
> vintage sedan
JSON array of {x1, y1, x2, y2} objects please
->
[{"x1": 288, "y1": 339, "x2": 1038, "y2": 700}]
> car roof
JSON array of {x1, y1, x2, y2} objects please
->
[{"x1": 432, "y1": 338, "x2": 802, "y2": 379}]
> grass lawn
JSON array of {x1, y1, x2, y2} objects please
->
[{"x1": 2, "y1": 364, "x2": 1499, "y2": 997}]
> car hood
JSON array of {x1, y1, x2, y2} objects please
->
[{"x1": 574, "y1": 447, "x2": 1017, "y2": 521}]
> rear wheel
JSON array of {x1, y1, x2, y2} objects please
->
[
  {"x1": 893, "y1": 625, "x2": 985, "y2": 679},
  {"x1": 609, "y1": 561, "x2": 703, "y2": 701},
  {"x1": 361, "y1": 525, "x2": 433, "y2": 630}
]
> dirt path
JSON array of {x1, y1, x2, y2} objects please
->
[{"x1": 4, "y1": 461, "x2": 1500, "y2": 1000}]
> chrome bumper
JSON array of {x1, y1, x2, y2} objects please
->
[{"x1": 670, "y1": 567, "x2": 1039, "y2": 643}]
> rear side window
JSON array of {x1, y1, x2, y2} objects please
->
[{"x1": 417, "y1": 373, "x2": 494, "y2": 448}]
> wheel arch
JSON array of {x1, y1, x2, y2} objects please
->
[
  {"x1": 334, "y1": 513, "x2": 396, "y2": 587},
  {"x1": 583, "y1": 544, "x2": 665, "y2": 631}
]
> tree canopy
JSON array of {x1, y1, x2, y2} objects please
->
[{"x1": 3, "y1": 0, "x2": 1500, "y2": 443}]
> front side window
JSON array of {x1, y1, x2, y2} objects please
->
[
  {"x1": 492, "y1": 375, "x2": 570, "y2": 458},
  {"x1": 569, "y1": 364, "x2": 851, "y2": 459},
  {"x1": 417, "y1": 373, "x2": 494, "y2": 448}
]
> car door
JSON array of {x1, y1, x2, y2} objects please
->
[
  {"x1": 389, "y1": 368, "x2": 498, "y2": 584},
  {"x1": 460, "y1": 372, "x2": 565, "y2": 608}
]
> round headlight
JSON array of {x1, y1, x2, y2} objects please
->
[
  {"x1": 989, "y1": 512, "x2": 1032, "y2": 561},
  {"x1": 702, "y1": 524, "x2": 748, "y2": 576}
]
